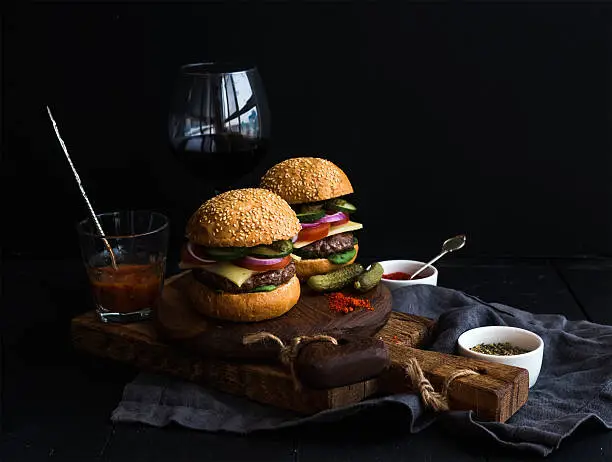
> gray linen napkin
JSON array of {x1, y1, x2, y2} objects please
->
[{"x1": 112, "y1": 285, "x2": 612, "y2": 456}]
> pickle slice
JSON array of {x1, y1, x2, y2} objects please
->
[
  {"x1": 248, "y1": 240, "x2": 293, "y2": 258},
  {"x1": 327, "y1": 198, "x2": 357, "y2": 214},
  {"x1": 300, "y1": 202, "x2": 325, "y2": 213},
  {"x1": 204, "y1": 246, "x2": 248, "y2": 261},
  {"x1": 296, "y1": 210, "x2": 326, "y2": 223}
]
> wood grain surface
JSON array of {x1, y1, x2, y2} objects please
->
[
  {"x1": 155, "y1": 271, "x2": 393, "y2": 359},
  {"x1": 72, "y1": 310, "x2": 394, "y2": 415},
  {"x1": 154, "y1": 271, "x2": 393, "y2": 388},
  {"x1": 71, "y1": 272, "x2": 529, "y2": 422}
]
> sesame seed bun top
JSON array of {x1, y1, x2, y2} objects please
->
[
  {"x1": 186, "y1": 188, "x2": 301, "y2": 247},
  {"x1": 260, "y1": 157, "x2": 354, "y2": 204}
]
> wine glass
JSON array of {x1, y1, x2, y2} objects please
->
[{"x1": 168, "y1": 62, "x2": 271, "y2": 193}]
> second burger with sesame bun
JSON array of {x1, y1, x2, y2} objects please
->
[
  {"x1": 260, "y1": 157, "x2": 363, "y2": 281},
  {"x1": 179, "y1": 188, "x2": 302, "y2": 322}
]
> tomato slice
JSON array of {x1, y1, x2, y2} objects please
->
[
  {"x1": 235, "y1": 255, "x2": 292, "y2": 272},
  {"x1": 330, "y1": 215, "x2": 349, "y2": 228},
  {"x1": 297, "y1": 222, "x2": 330, "y2": 242}
]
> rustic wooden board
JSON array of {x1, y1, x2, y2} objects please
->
[
  {"x1": 154, "y1": 271, "x2": 393, "y2": 388},
  {"x1": 379, "y1": 342, "x2": 529, "y2": 422},
  {"x1": 72, "y1": 310, "x2": 410, "y2": 414},
  {"x1": 72, "y1": 301, "x2": 529, "y2": 422}
]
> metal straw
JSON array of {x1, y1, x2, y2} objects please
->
[{"x1": 46, "y1": 106, "x2": 118, "y2": 270}]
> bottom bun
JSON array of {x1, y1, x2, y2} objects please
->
[
  {"x1": 186, "y1": 274, "x2": 301, "y2": 322},
  {"x1": 295, "y1": 245, "x2": 359, "y2": 281}
]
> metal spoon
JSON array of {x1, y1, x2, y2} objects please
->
[{"x1": 409, "y1": 234, "x2": 467, "y2": 280}]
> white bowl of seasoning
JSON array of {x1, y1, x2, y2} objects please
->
[
  {"x1": 457, "y1": 326, "x2": 544, "y2": 388},
  {"x1": 378, "y1": 260, "x2": 438, "y2": 291}
]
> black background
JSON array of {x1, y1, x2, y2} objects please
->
[
  {"x1": 3, "y1": 3, "x2": 611, "y2": 262},
  {"x1": 2, "y1": 6, "x2": 612, "y2": 459}
]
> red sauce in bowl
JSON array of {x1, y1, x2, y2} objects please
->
[{"x1": 382, "y1": 271, "x2": 427, "y2": 280}]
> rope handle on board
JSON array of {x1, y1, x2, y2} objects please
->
[
  {"x1": 243, "y1": 332, "x2": 338, "y2": 390},
  {"x1": 404, "y1": 357, "x2": 479, "y2": 411}
]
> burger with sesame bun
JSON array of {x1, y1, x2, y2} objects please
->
[
  {"x1": 260, "y1": 157, "x2": 362, "y2": 281},
  {"x1": 179, "y1": 188, "x2": 302, "y2": 322}
]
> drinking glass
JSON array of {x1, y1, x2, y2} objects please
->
[
  {"x1": 168, "y1": 62, "x2": 270, "y2": 192},
  {"x1": 77, "y1": 211, "x2": 170, "y2": 323}
]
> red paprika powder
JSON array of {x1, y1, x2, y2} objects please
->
[{"x1": 327, "y1": 292, "x2": 374, "y2": 314}]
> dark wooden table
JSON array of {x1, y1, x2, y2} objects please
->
[{"x1": 1, "y1": 257, "x2": 611, "y2": 461}]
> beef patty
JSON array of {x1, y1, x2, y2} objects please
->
[
  {"x1": 193, "y1": 261, "x2": 296, "y2": 293},
  {"x1": 295, "y1": 232, "x2": 354, "y2": 259}
]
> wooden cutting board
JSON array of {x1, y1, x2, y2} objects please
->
[
  {"x1": 154, "y1": 271, "x2": 393, "y2": 389},
  {"x1": 71, "y1": 273, "x2": 530, "y2": 422}
]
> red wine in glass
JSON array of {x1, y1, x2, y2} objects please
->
[{"x1": 168, "y1": 62, "x2": 270, "y2": 192}]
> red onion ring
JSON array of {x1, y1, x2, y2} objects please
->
[
  {"x1": 186, "y1": 242, "x2": 217, "y2": 264},
  {"x1": 317, "y1": 211, "x2": 347, "y2": 224},
  {"x1": 300, "y1": 221, "x2": 324, "y2": 229},
  {"x1": 292, "y1": 234, "x2": 299, "y2": 243},
  {"x1": 300, "y1": 212, "x2": 347, "y2": 228},
  {"x1": 237, "y1": 255, "x2": 285, "y2": 266}
]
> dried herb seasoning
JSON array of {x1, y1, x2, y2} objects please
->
[{"x1": 470, "y1": 342, "x2": 530, "y2": 356}]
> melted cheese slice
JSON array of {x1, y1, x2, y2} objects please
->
[
  {"x1": 293, "y1": 221, "x2": 363, "y2": 249},
  {"x1": 202, "y1": 262, "x2": 261, "y2": 287},
  {"x1": 179, "y1": 261, "x2": 261, "y2": 287}
]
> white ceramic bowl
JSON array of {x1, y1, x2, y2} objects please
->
[
  {"x1": 378, "y1": 260, "x2": 438, "y2": 291},
  {"x1": 457, "y1": 326, "x2": 544, "y2": 388}
]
